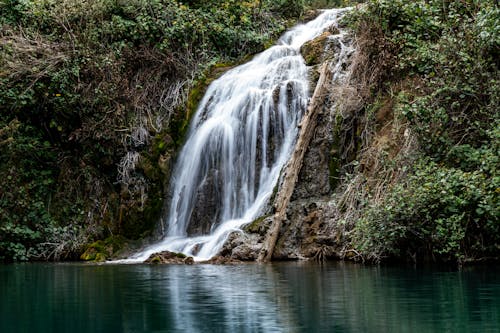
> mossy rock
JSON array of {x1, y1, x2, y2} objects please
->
[
  {"x1": 94, "y1": 253, "x2": 107, "y2": 262},
  {"x1": 145, "y1": 251, "x2": 193, "y2": 264},
  {"x1": 174, "y1": 252, "x2": 187, "y2": 259},
  {"x1": 245, "y1": 215, "x2": 267, "y2": 233},
  {"x1": 80, "y1": 247, "x2": 99, "y2": 261},
  {"x1": 81, "y1": 242, "x2": 107, "y2": 262},
  {"x1": 138, "y1": 155, "x2": 160, "y2": 181},
  {"x1": 150, "y1": 256, "x2": 162, "y2": 264},
  {"x1": 80, "y1": 236, "x2": 127, "y2": 262},
  {"x1": 300, "y1": 32, "x2": 332, "y2": 66},
  {"x1": 302, "y1": 10, "x2": 321, "y2": 23},
  {"x1": 152, "y1": 133, "x2": 175, "y2": 157},
  {"x1": 120, "y1": 192, "x2": 163, "y2": 239},
  {"x1": 244, "y1": 215, "x2": 271, "y2": 236}
]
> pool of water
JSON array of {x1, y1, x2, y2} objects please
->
[{"x1": 1, "y1": 262, "x2": 499, "y2": 332}]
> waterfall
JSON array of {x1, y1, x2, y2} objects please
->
[{"x1": 126, "y1": 8, "x2": 351, "y2": 262}]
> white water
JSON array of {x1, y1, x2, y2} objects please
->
[{"x1": 123, "y1": 8, "x2": 351, "y2": 263}]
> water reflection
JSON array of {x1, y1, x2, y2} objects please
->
[{"x1": 1, "y1": 262, "x2": 499, "y2": 332}]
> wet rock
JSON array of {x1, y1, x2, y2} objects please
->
[
  {"x1": 302, "y1": 10, "x2": 321, "y2": 23},
  {"x1": 145, "y1": 251, "x2": 194, "y2": 264},
  {"x1": 243, "y1": 215, "x2": 272, "y2": 236},
  {"x1": 188, "y1": 169, "x2": 222, "y2": 235},
  {"x1": 219, "y1": 231, "x2": 263, "y2": 261},
  {"x1": 202, "y1": 256, "x2": 244, "y2": 265}
]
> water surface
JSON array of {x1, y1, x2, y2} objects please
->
[{"x1": 1, "y1": 262, "x2": 499, "y2": 332}]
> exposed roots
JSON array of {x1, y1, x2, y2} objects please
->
[
  {"x1": 312, "y1": 245, "x2": 330, "y2": 262},
  {"x1": 117, "y1": 151, "x2": 140, "y2": 186}
]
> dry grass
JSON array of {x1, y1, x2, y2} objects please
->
[
  {"x1": 349, "y1": 20, "x2": 397, "y2": 101},
  {"x1": 320, "y1": 21, "x2": 420, "y2": 261},
  {"x1": 0, "y1": 29, "x2": 69, "y2": 85}
]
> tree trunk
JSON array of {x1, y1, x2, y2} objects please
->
[{"x1": 257, "y1": 63, "x2": 332, "y2": 262}]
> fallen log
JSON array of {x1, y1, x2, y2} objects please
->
[{"x1": 258, "y1": 62, "x2": 332, "y2": 262}]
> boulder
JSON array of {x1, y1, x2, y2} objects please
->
[
  {"x1": 145, "y1": 251, "x2": 194, "y2": 264},
  {"x1": 300, "y1": 32, "x2": 332, "y2": 66}
]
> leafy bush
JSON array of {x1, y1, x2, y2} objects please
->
[
  {"x1": 347, "y1": 0, "x2": 499, "y2": 263},
  {"x1": 0, "y1": 122, "x2": 58, "y2": 261},
  {"x1": 355, "y1": 150, "x2": 499, "y2": 262},
  {"x1": 0, "y1": 0, "x2": 314, "y2": 261}
]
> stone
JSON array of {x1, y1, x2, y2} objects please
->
[
  {"x1": 219, "y1": 231, "x2": 263, "y2": 261},
  {"x1": 145, "y1": 251, "x2": 193, "y2": 264},
  {"x1": 272, "y1": 198, "x2": 345, "y2": 260},
  {"x1": 187, "y1": 169, "x2": 223, "y2": 235},
  {"x1": 300, "y1": 32, "x2": 332, "y2": 66},
  {"x1": 202, "y1": 256, "x2": 244, "y2": 265},
  {"x1": 302, "y1": 10, "x2": 321, "y2": 22}
]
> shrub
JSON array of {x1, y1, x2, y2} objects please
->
[
  {"x1": 355, "y1": 149, "x2": 499, "y2": 263},
  {"x1": 347, "y1": 0, "x2": 499, "y2": 263},
  {"x1": 0, "y1": 0, "x2": 310, "y2": 261}
]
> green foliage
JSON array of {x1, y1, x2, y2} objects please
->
[
  {"x1": 367, "y1": 0, "x2": 499, "y2": 158},
  {"x1": 0, "y1": 0, "x2": 308, "y2": 262},
  {"x1": 0, "y1": 121, "x2": 59, "y2": 261},
  {"x1": 271, "y1": 0, "x2": 305, "y2": 18},
  {"x1": 356, "y1": 152, "x2": 499, "y2": 263},
  {"x1": 348, "y1": 0, "x2": 499, "y2": 263}
]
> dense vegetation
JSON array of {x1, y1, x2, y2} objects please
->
[
  {"x1": 1, "y1": 0, "x2": 349, "y2": 262},
  {"x1": 344, "y1": 0, "x2": 499, "y2": 264},
  {"x1": 1, "y1": 0, "x2": 497, "y2": 265}
]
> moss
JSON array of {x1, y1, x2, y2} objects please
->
[
  {"x1": 151, "y1": 132, "x2": 175, "y2": 158},
  {"x1": 121, "y1": 188, "x2": 163, "y2": 239},
  {"x1": 244, "y1": 214, "x2": 271, "y2": 234},
  {"x1": 80, "y1": 248, "x2": 97, "y2": 261},
  {"x1": 328, "y1": 152, "x2": 341, "y2": 189},
  {"x1": 138, "y1": 155, "x2": 160, "y2": 181},
  {"x1": 94, "y1": 253, "x2": 106, "y2": 262},
  {"x1": 150, "y1": 256, "x2": 161, "y2": 264},
  {"x1": 300, "y1": 32, "x2": 331, "y2": 66},
  {"x1": 169, "y1": 63, "x2": 235, "y2": 148},
  {"x1": 80, "y1": 235, "x2": 127, "y2": 262},
  {"x1": 105, "y1": 235, "x2": 127, "y2": 253},
  {"x1": 118, "y1": 130, "x2": 176, "y2": 240},
  {"x1": 80, "y1": 241, "x2": 104, "y2": 261},
  {"x1": 175, "y1": 252, "x2": 187, "y2": 259}
]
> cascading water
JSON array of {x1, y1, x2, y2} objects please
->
[{"x1": 126, "y1": 8, "x2": 351, "y2": 262}]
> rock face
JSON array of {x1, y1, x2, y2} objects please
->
[
  {"x1": 219, "y1": 230, "x2": 265, "y2": 261},
  {"x1": 300, "y1": 28, "x2": 340, "y2": 66},
  {"x1": 272, "y1": 199, "x2": 345, "y2": 260},
  {"x1": 293, "y1": 32, "x2": 350, "y2": 201},
  {"x1": 291, "y1": 98, "x2": 334, "y2": 200},
  {"x1": 188, "y1": 170, "x2": 222, "y2": 235}
]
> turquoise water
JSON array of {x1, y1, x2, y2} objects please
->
[{"x1": 1, "y1": 262, "x2": 499, "y2": 332}]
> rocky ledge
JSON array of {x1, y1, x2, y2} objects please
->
[
  {"x1": 145, "y1": 251, "x2": 195, "y2": 264},
  {"x1": 144, "y1": 251, "x2": 245, "y2": 265}
]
